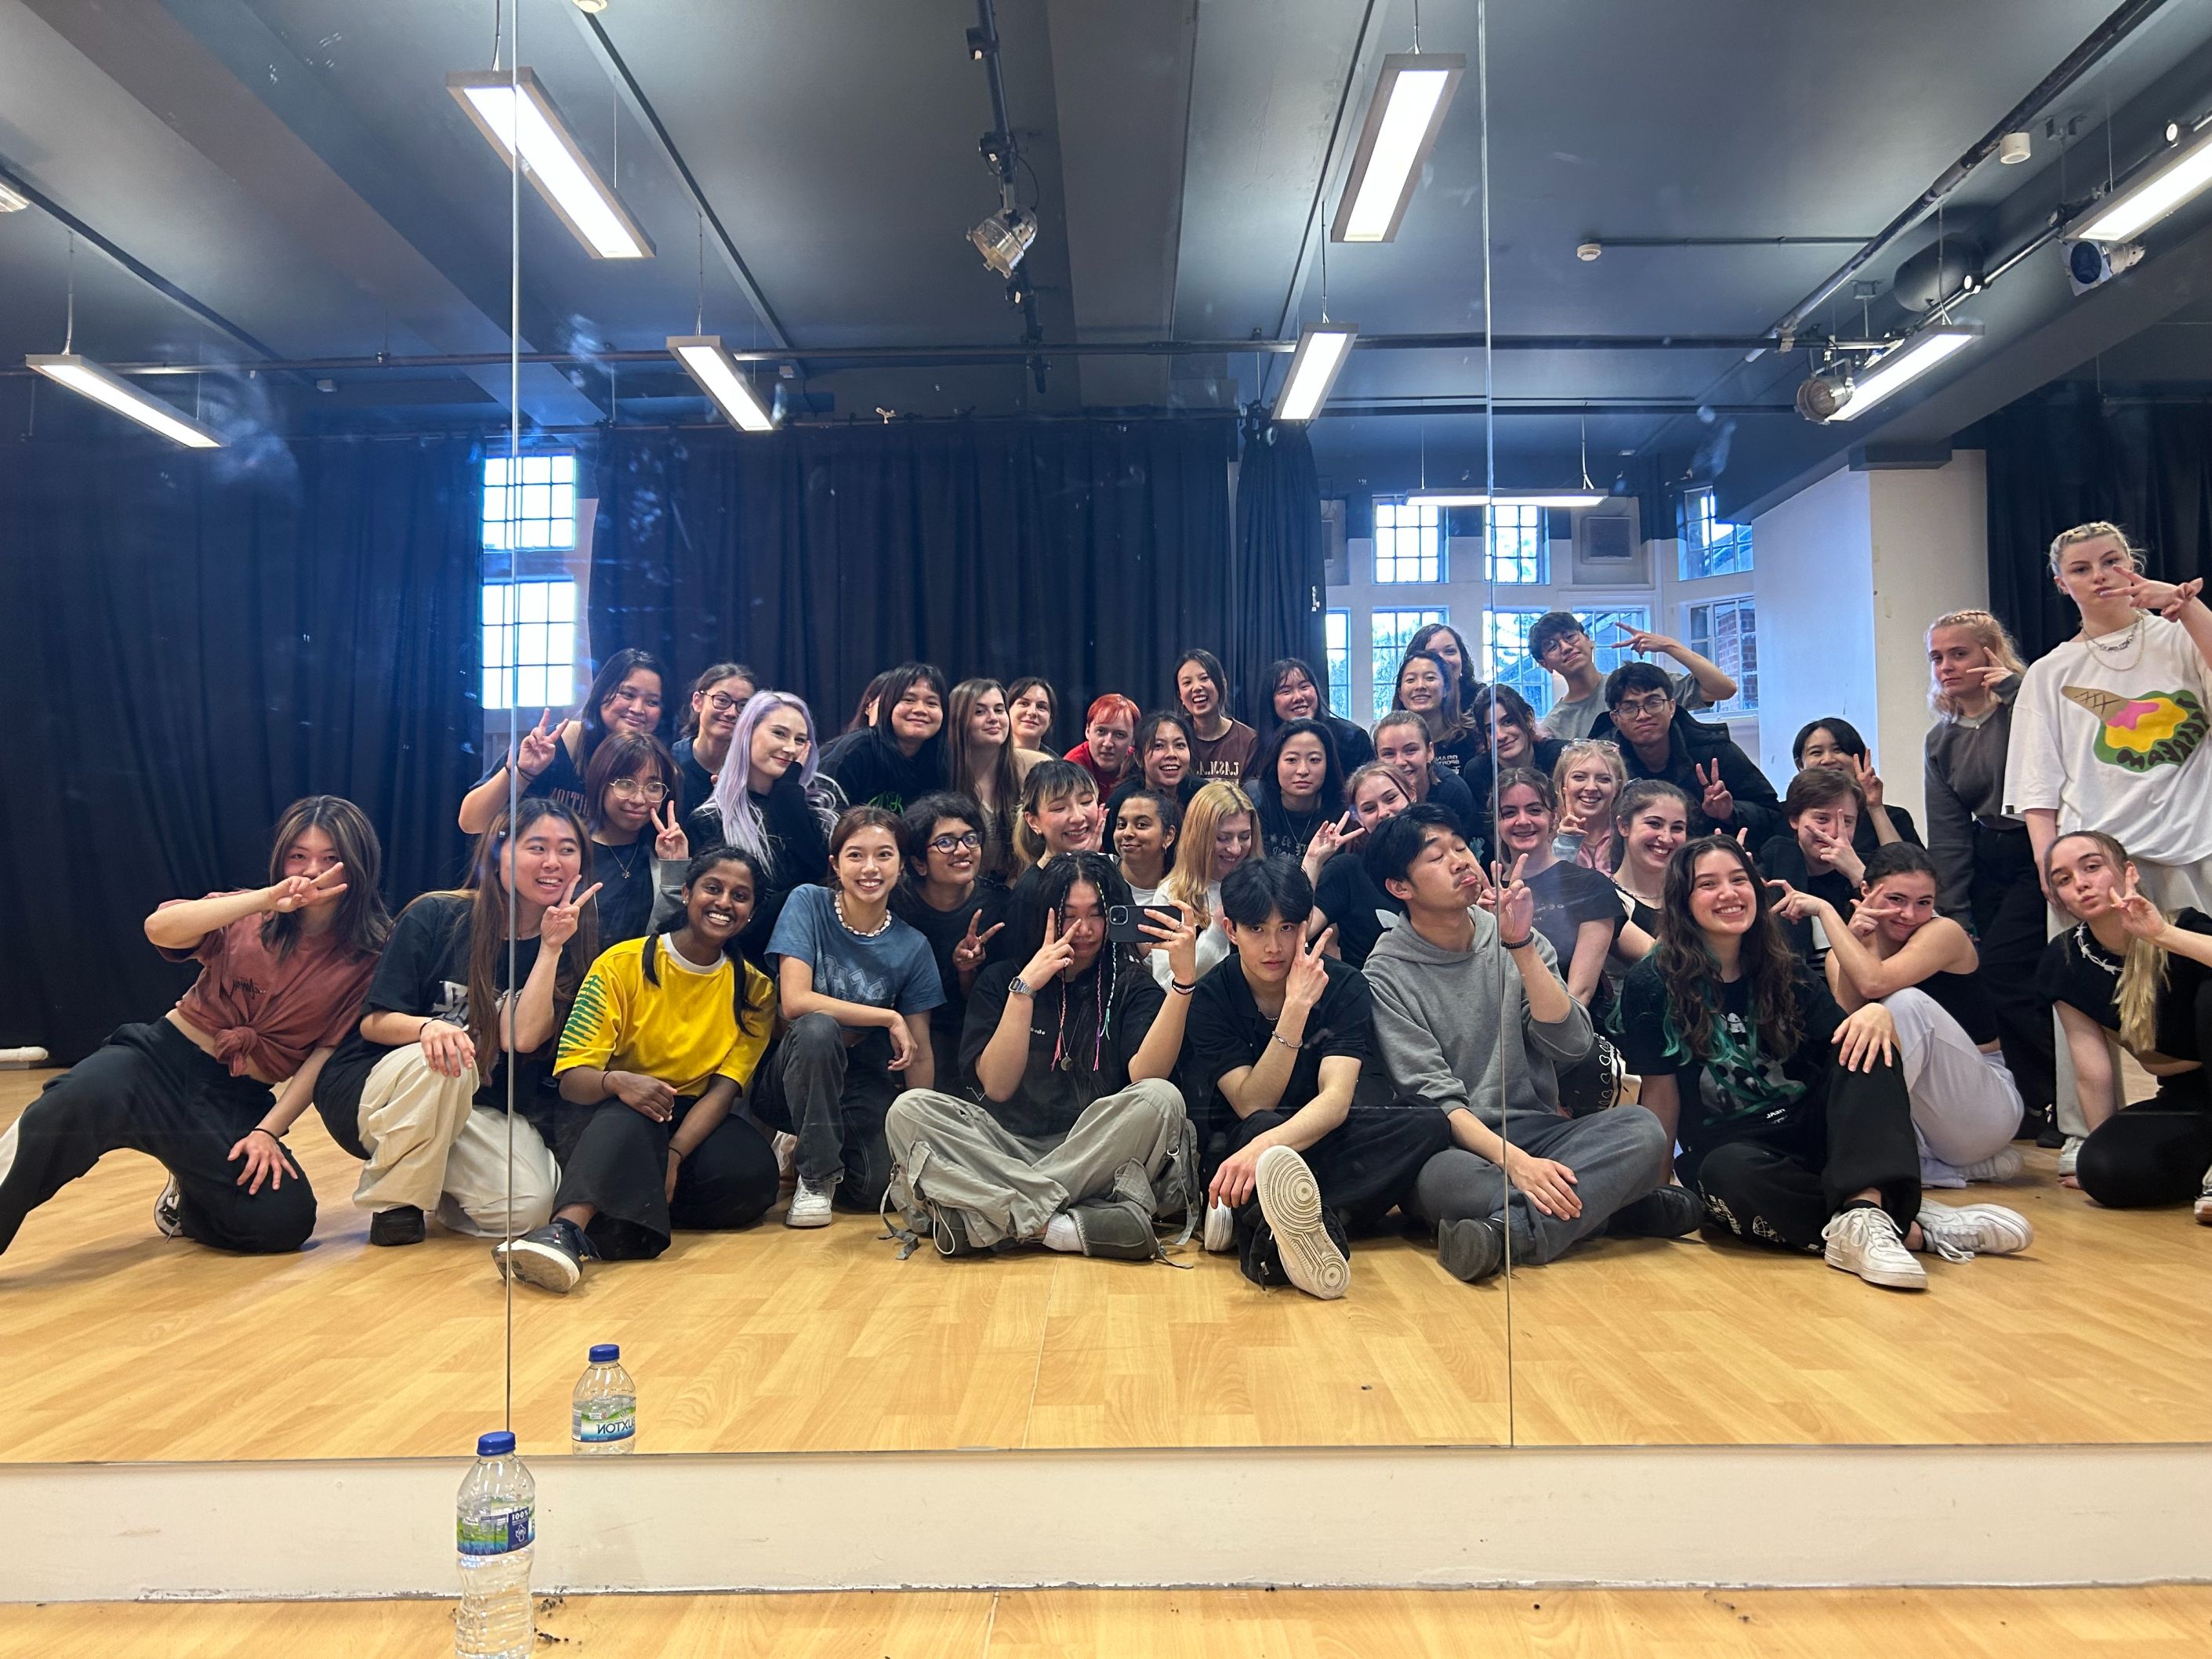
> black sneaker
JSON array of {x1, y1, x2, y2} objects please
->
[
  {"x1": 930, "y1": 1205, "x2": 985, "y2": 1258},
  {"x1": 1240, "y1": 1204, "x2": 1352, "y2": 1294},
  {"x1": 493, "y1": 1218, "x2": 597, "y2": 1294},
  {"x1": 1068, "y1": 1197, "x2": 1160, "y2": 1261},
  {"x1": 2036, "y1": 1120, "x2": 2066, "y2": 1150},
  {"x1": 368, "y1": 1205, "x2": 426, "y2": 1247},
  {"x1": 2015, "y1": 1102, "x2": 2054, "y2": 1143},
  {"x1": 1437, "y1": 1216, "x2": 1507, "y2": 1283},
  {"x1": 1251, "y1": 1145, "x2": 1351, "y2": 1298},
  {"x1": 1605, "y1": 1184, "x2": 1705, "y2": 1240}
]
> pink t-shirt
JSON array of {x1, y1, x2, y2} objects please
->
[{"x1": 160, "y1": 899, "x2": 379, "y2": 1080}]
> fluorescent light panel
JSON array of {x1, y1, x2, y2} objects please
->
[
  {"x1": 1830, "y1": 324, "x2": 1982, "y2": 421},
  {"x1": 1331, "y1": 53, "x2": 1466, "y2": 244},
  {"x1": 2076, "y1": 122, "x2": 2212, "y2": 242},
  {"x1": 448, "y1": 70, "x2": 654, "y2": 259},
  {"x1": 1273, "y1": 323, "x2": 1358, "y2": 422},
  {"x1": 667, "y1": 336, "x2": 774, "y2": 432},
  {"x1": 1405, "y1": 491, "x2": 1608, "y2": 507},
  {"x1": 25, "y1": 354, "x2": 222, "y2": 448}
]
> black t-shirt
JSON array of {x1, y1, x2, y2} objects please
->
[
  {"x1": 960, "y1": 957, "x2": 1168, "y2": 1142},
  {"x1": 1525, "y1": 860, "x2": 1627, "y2": 1015},
  {"x1": 821, "y1": 727, "x2": 944, "y2": 815},
  {"x1": 1253, "y1": 788, "x2": 1329, "y2": 861},
  {"x1": 672, "y1": 735, "x2": 716, "y2": 822},
  {"x1": 317, "y1": 895, "x2": 556, "y2": 1145},
  {"x1": 477, "y1": 736, "x2": 590, "y2": 822},
  {"x1": 892, "y1": 881, "x2": 1010, "y2": 1084},
  {"x1": 1850, "y1": 802, "x2": 1922, "y2": 862},
  {"x1": 589, "y1": 835, "x2": 658, "y2": 950},
  {"x1": 1616, "y1": 953, "x2": 1845, "y2": 1178},
  {"x1": 1182, "y1": 955, "x2": 1378, "y2": 1144},
  {"x1": 1920, "y1": 967, "x2": 1999, "y2": 1046},
  {"x1": 2036, "y1": 909, "x2": 2212, "y2": 1061},
  {"x1": 1322, "y1": 713, "x2": 1374, "y2": 771},
  {"x1": 684, "y1": 775, "x2": 832, "y2": 962},
  {"x1": 1313, "y1": 848, "x2": 1402, "y2": 968},
  {"x1": 1424, "y1": 769, "x2": 1482, "y2": 854},
  {"x1": 1757, "y1": 835, "x2": 1857, "y2": 960}
]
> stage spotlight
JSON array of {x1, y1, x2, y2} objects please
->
[
  {"x1": 970, "y1": 204, "x2": 1038, "y2": 278},
  {"x1": 2065, "y1": 238, "x2": 2145, "y2": 294}
]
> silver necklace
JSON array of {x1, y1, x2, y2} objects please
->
[
  {"x1": 834, "y1": 891, "x2": 892, "y2": 938},
  {"x1": 2083, "y1": 616, "x2": 2146, "y2": 672},
  {"x1": 2073, "y1": 924, "x2": 2123, "y2": 975}
]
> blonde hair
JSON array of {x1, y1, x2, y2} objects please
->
[
  {"x1": 1925, "y1": 609, "x2": 2026, "y2": 721},
  {"x1": 2046, "y1": 829, "x2": 2167, "y2": 1055},
  {"x1": 2046, "y1": 520, "x2": 2143, "y2": 577},
  {"x1": 1161, "y1": 781, "x2": 1256, "y2": 931},
  {"x1": 1551, "y1": 739, "x2": 1626, "y2": 797}
]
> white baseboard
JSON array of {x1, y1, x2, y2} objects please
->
[{"x1": 5, "y1": 1443, "x2": 2207, "y2": 1603}]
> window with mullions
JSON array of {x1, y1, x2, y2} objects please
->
[
  {"x1": 1484, "y1": 609, "x2": 1550, "y2": 712},
  {"x1": 1373, "y1": 500, "x2": 1444, "y2": 583},
  {"x1": 1487, "y1": 503, "x2": 1547, "y2": 584},
  {"x1": 1678, "y1": 484, "x2": 1752, "y2": 580},
  {"x1": 1371, "y1": 606, "x2": 1447, "y2": 719},
  {"x1": 1325, "y1": 609, "x2": 1351, "y2": 717},
  {"x1": 483, "y1": 452, "x2": 576, "y2": 551},
  {"x1": 482, "y1": 579, "x2": 578, "y2": 712},
  {"x1": 1686, "y1": 596, "x2": 1758, "y2": 713}
]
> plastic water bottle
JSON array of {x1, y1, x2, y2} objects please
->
[
  {"x1": 455, "y1": 1431, "x2": 535, "y2": 1659},
  {"x1": 571, "y1": 1343, "x2": 636, "y2": 1454}
]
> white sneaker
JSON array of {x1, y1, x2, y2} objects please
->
[
  {"x1": 1253, "y1": 1145, "x2": 1348, "y2": 1300},
  {"x1": 1955, "y1": 1146, "x2": 2025, "y2": 1183},
  {"x1": 2056, "y1": 1135, "x2": 2084, "y2": 1178},
  {"x1": 152, "y1": 1175, "x2": 183, "y2": 1239},
  {"x1": 2193, "y1": 1165, "x2": 2211, "y2": 1226},
  {"x1": 1915, "y1": 1201, "x2": 2033, "y2": 1262},
  {"x1": 1202, "y1": 1199, "x2": 1235, "y2": 1254},
  {"x1": 1821, "y1": 1206, "x2": 1927, "y2": 1291},
  {"x1": 785, "y1": 1178, "x2": 834, "y2": 1229}
]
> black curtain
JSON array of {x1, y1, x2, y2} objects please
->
[
  {"x1": 0, "y1": 433, "x2": 481, "y2": 1061},
  {"x1": 1229, "y1": 419, "x2": 1329, "y2": 708},
  {"x1": 1982, "y1": 395, "x2": 2212, "y2": 659},
  {"x1": 591, "y1": 416, "x2": 1285, "y2": 731}
]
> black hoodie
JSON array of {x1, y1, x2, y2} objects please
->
[{"x1": 1588, "y1": 705, "x2": 1782, "y2": 846}]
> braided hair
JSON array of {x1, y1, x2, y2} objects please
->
[{"x1": 1006, "y1": 851, "x2": 1139, "y2": 1083}]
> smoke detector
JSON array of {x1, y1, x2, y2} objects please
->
[
  {"x1": 1576, "y1": 241, "x2": 1602, "y2": 262},
  {"x1": 2000, "y1": 131, "x2": 2032, "y2": 165}
]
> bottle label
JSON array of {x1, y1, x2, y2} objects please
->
[
  {"x1": 457, "y1": 1504, "x2": 535, "y2": 1556},
  {"x1": 572, "y1": 1404, "x2": 636, "y2": 1444}
]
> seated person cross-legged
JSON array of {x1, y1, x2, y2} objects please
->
[
  {"x1": 883, "y1": 852, "x2": 1202, "y2": 1261},
  {"x1": 2040, "y1": 830, "x2": 2212, "y2": 1220},
  {"x1": 493, "y1": 851, "x2": 783, "y2": 1293},
  {"x1": 1616, "y1": 836, "x2": 2030, "y2": 1292},
  {"x1": 1185, "y1": 857, "x2": 1451, "y2": 1300},
  {"x1": 1361, "y1": 806, "x2": 1699, "y2": 1286},
  {"x1": 1768, "y1": 843, "x2": 2025, "y2": 1189}
]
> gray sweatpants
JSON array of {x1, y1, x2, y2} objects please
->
[
  {"x1": 883, "y1": 1079, "x2": 1187, "y2": 1248},
  {"x1": 1412, "y1": 1105, "x2": 1669, "y2": 1265}
]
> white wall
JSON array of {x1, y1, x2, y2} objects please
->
[{"x1": 1750, "y1": 454, "x2": 1989, "y2": 826}]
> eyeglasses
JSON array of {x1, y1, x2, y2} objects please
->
[
  {"x1": 703, "y1": 692, "x2": 748, "y2": 713},
  {"x1": 928, "y1": 832, "x2": 984, "y2": 853},
  {"x1": 1612, "y1": 694, "x2": 1674, "y2": 718},
  {"x1": 607, "y1": 779, "x2": 670, "y2": 800}
]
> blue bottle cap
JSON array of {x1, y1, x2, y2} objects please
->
[
  {"x1": 589, "y1": 1343, "x2": 620, "y2": 1363},
  {"x1": 477, "y1": 1431, "x2": 517, "y2": 1457}
]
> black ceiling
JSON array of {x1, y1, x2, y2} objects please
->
[{"x1": 5, "y1": 0, "x2": 2212, "y2": 513}]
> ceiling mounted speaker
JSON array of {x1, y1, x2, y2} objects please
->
[{"x1": 1892, "y1": 236, "x2": 1983, "y2": 312}]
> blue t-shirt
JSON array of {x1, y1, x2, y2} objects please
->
[{"x1": 766, "y1": 884, "x2": 944, "y2": 1025}]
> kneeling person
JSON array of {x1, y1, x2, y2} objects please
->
[
  {"x1": 1363, "y1": 807, "x2": 1700, "y2": 1283},
  {"x1": 496, "y1": 851, "x2": 781, "y2": 1292},
  {"x1": 884, "y1": 852, "x2": 1201, "y2": 1258},
  {"x1": 1188, "y1": 857, "x2": 1451, "y2": 1298}
]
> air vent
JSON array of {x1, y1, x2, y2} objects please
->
[{"x1": 1579, "y1": 514, "x2": 1634, "y2": 563}]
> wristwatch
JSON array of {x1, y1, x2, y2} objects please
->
[{"x1": 1009, "y1": 975, "x2": 1036, "y2": 999}]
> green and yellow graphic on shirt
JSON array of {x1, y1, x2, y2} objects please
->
[{"x1": 2060, "y1": 684, "x2": 2210, "y2": 773}]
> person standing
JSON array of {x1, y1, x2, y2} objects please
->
[
  {"x1": 1923, "y1": 608, "x2": 2052, "y2": 1138},
  {"x1": 1175, "y1": 649, "x2": 1258, "y2": 783}
]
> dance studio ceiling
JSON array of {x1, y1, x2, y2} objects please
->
[{"x1": 6, "y1": 0, "x2": 2212, "y2": 512}]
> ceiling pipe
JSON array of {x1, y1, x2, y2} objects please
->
[{"x1": 1768, "y1": 0, "x2": 2177, "y2": 343}]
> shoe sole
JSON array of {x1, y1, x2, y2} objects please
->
[
  {"x1": 1958, "y1": 1149, "x2": 2025, "y2": 1182},
  {"x1": 1202, "y1": 1200, "x2": 1235, "y2": 1254},
  {"x1": 1436, "y1": 1218, "x2": 1505, "y2": 1283},
  {"x1": 785, "y1": 1205, "x2": 832, "y2": 1229},
  {"x1": 153, "y1": 1182, "x2": 183, "y2": 1240},
  {"x1": 493, "y1": 1237, "x2": 579, "y2": 1294},
  {"x1": 1253, "y1": 1145, "x2": 1347, "y2": 1300},
  {"x1": 1927, "y1": 1207, "x2": 2034, "y2": 1256},
  {"x1": 1824, "y1": 1246, "x2": 1927, "y2": 1290}
]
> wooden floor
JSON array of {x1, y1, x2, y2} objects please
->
[
  {"x1": 4, "y1": 1068, "x2": 2208, "y2": 1461},
  {"x1": 6, "y1": 1588, "x2": 2210, "y2": 1658}
]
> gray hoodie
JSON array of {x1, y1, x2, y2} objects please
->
[{"x1": 1365, "y1": 905, "x2": 1594, "y2": 1130}]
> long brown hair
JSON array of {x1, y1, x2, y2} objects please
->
[
  {"x1": 2046, "y1": 828, "x2": 2168, "y2": 1055},
  {"x1": 948, "y1": 677, "x2": 1025, "y2": 873},
  {"x1": 411, "y1": 799, "x2": 595, "y2": 1069},
  {"x1": 1656, "y1": 835, "x2": 1804, "y2": 1062},
  {"x1": 260, "y1": 796, "x2": 392, "y2": 958}
]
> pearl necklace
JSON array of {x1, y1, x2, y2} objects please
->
[{"x1": 833, "y1": 891, "x2": 892, "y2": 938}]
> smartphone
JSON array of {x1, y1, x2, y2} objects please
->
[{"x1": 1107, "y1": 901, "x2": 1185, "y2": 943}]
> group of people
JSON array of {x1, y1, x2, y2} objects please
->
[{"x1": 5, "y1": 521, "x2": 2208, "y2": 1308}]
